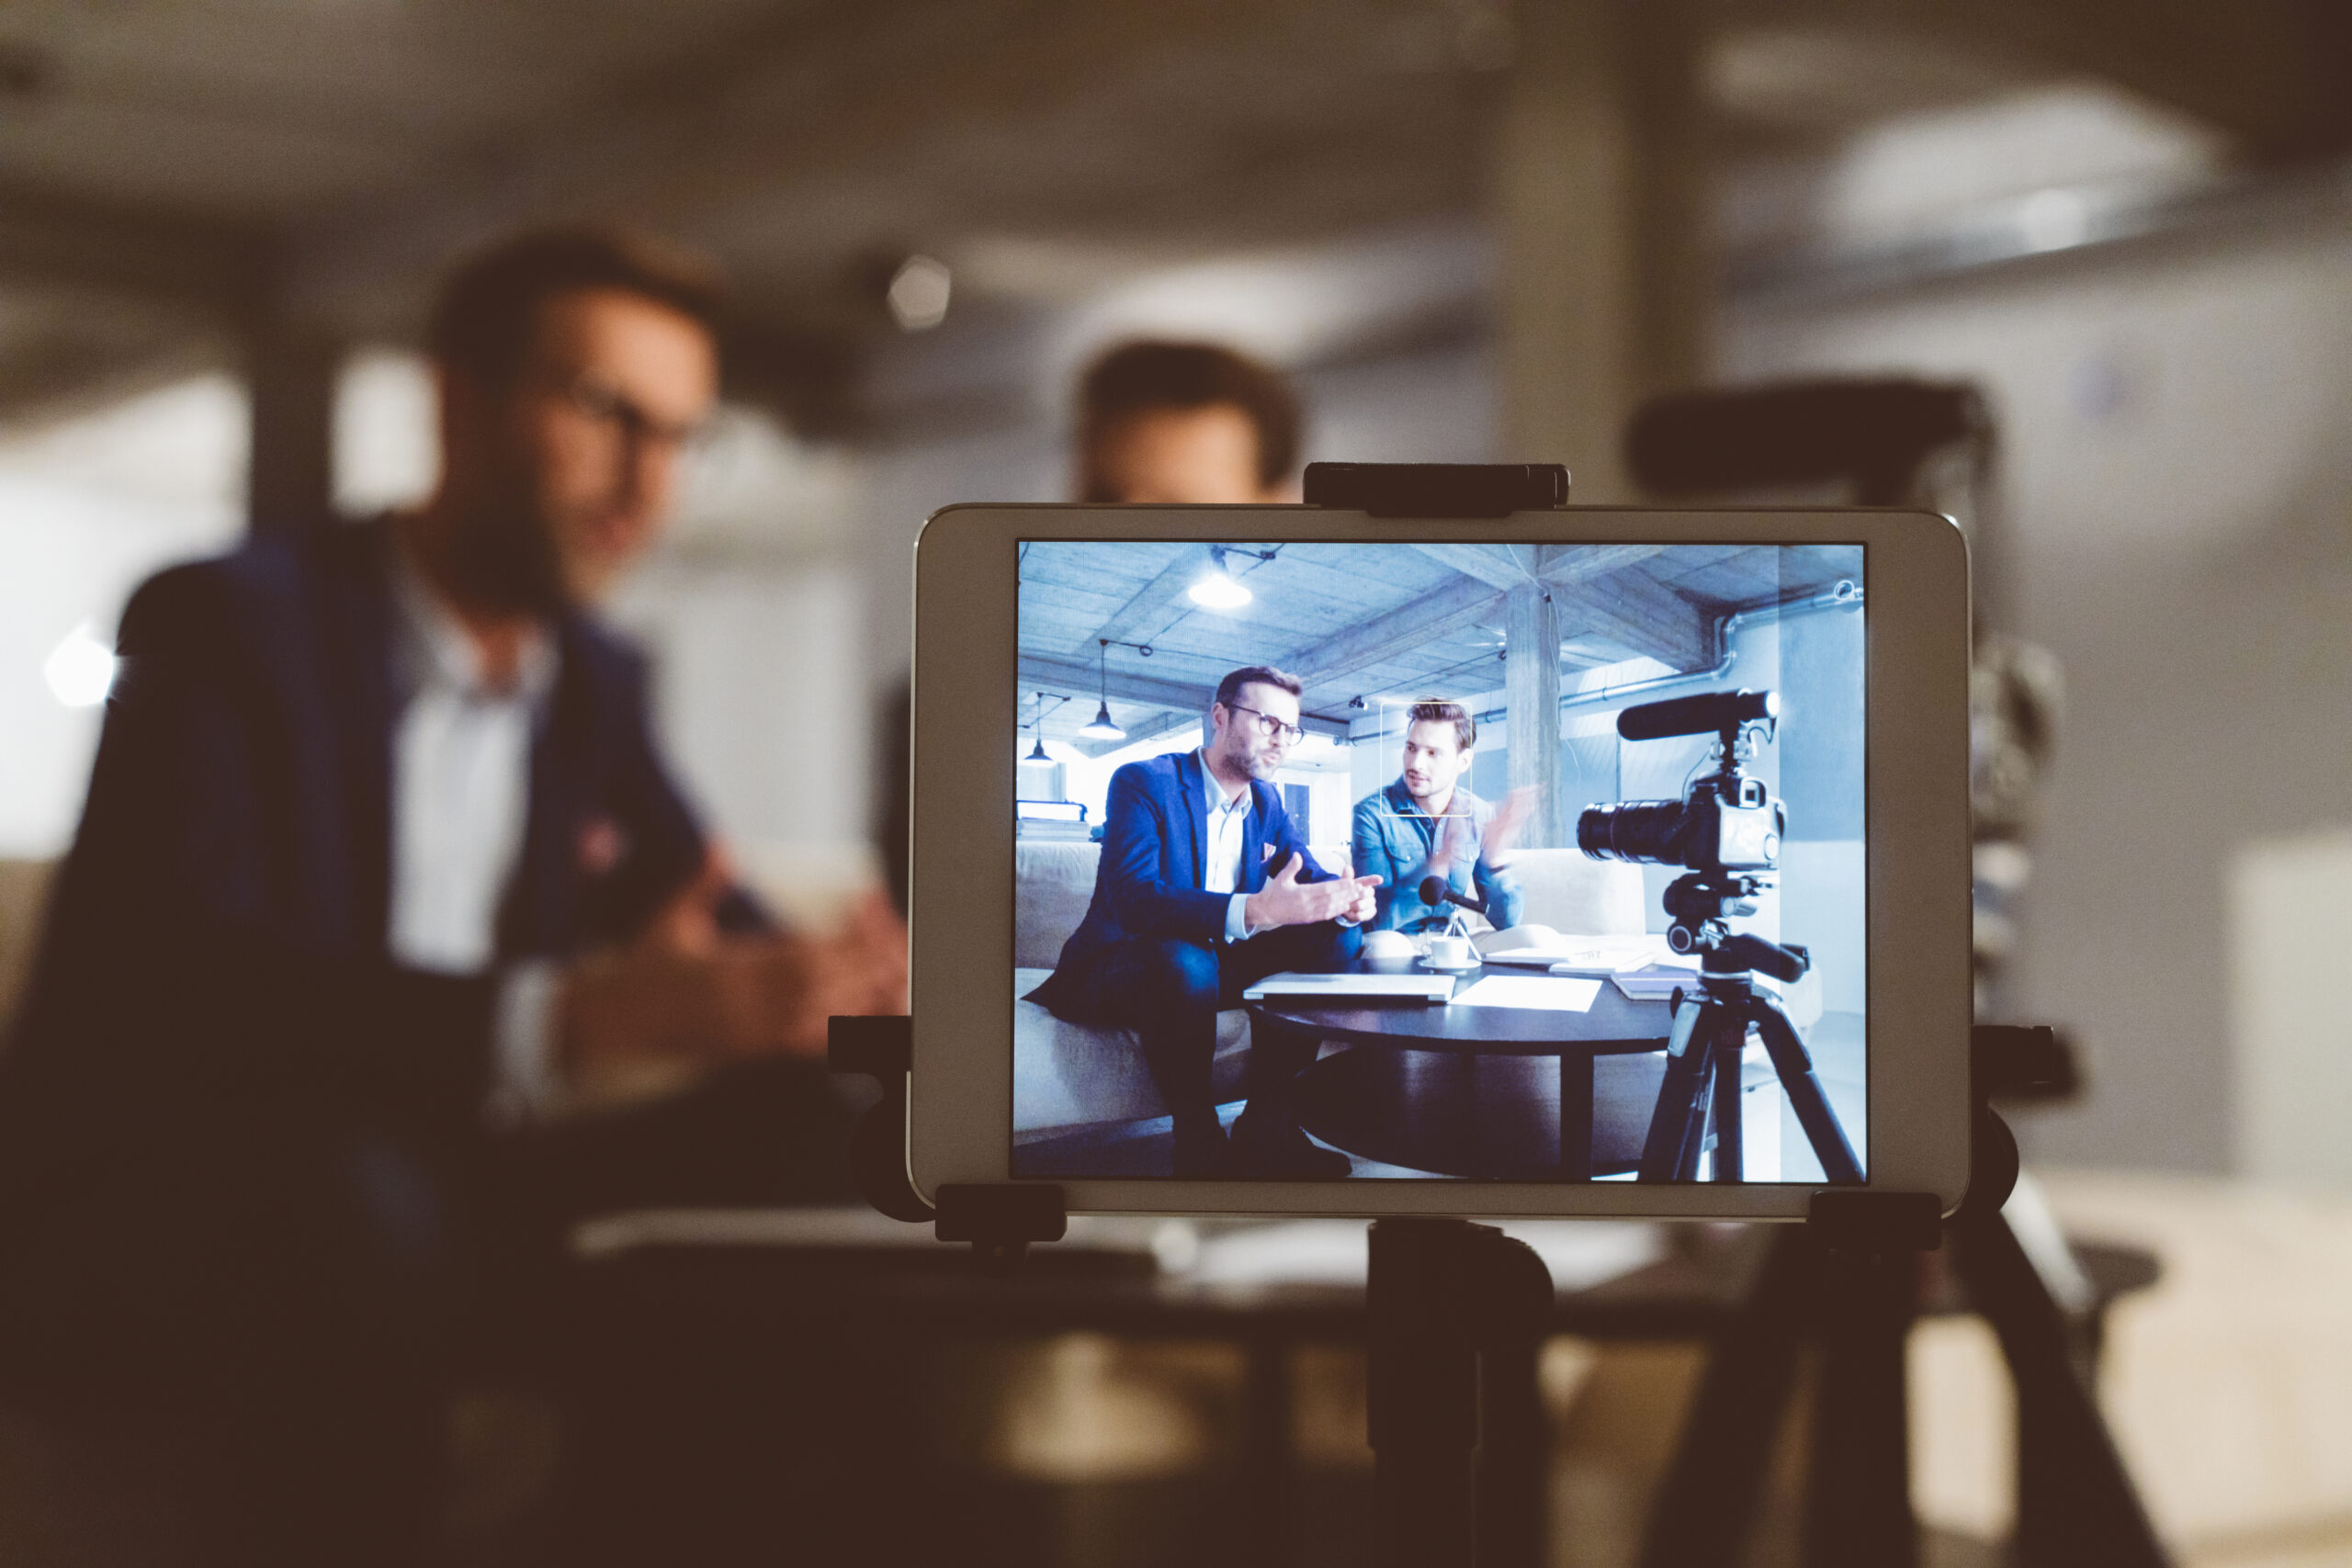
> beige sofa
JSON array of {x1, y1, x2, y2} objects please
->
[
  {"x1": 0, "y1": 860, "x2": 56, "y2": 1042},
  {"x1": 1013, "y1": 840, "x2": 1656, "y2": 1141}
]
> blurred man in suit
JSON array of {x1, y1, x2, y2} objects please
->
[
  {"x1": 0, "y1": 225, "x2": 903, "y2": 1565},
  {"x1": 1027, "y1": 667, "x2": 1376, "y2": 1177}
]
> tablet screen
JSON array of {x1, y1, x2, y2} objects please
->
[{"x1": 1010, "y1": 540, "x2": 1866, "y2": 1184}]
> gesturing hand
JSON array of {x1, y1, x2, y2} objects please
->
[
  {"x1": 1244, "y1": 855, "x2": 1383, "y2": 931},
  {"x1": 1484, "y1": 786, "x2": 1538, "y2": 858},
  {"x1": 559, "y1": 868, "x2": 909, "y2": 1079}
]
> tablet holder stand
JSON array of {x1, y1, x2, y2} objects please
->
[
  {"x1": 831, "y1": 1015, "x2": 2163, "y2": 1567},
  {"x1": 834, "y1": 462, "x2": 2157, "y2": 1564}
]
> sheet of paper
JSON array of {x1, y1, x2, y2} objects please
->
[{"x1": 1451, "y1": 974, "x2": 1602, "y2": 1011}]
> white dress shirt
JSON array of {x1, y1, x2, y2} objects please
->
[
  {"x1": 386, "y1": 552, "x2": 561, "y2": 1123},
  {"x1": 1198, "y1": 751, "x2": 1260, "y2": 943}
]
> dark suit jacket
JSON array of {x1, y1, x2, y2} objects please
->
[
  {"x1": 0, "y1": 519, "x2": 720, "y2": 1392},
  {"x1": 1027, "y1": 750, "x2": 1336, "y2": 1022}
]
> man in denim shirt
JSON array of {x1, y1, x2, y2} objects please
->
[{"x1": 1351, "y1": 700, "x2": 1536, "y2": 934}]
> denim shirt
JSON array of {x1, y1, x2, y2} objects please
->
[{"x1": 1350, "y1": 779, "x2": 1524, "y2": 934}]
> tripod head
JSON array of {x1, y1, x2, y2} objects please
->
[{"x1": 1661, "y1": 871, "x2": 1811, "y2": 983}]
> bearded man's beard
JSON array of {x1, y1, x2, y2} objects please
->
[{"x1": 447, "y1": 500, "x2": 570, "y2": 615}]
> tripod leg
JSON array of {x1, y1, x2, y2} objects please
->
[
  {"x1": 1638, "y1": 995, "x2": 1711, "y2": 1182},
  {"x1": 1746, "y1": 997, "x2": 1863, "y2": 1185},
  {"x1": 1803, "y1": 1239, "x2": 1921, "y2": 1568},
  {"x1": 1673, "y1": 1029, "x2": 1717, "y2": 1181},
  {"x1": 1952, "y1": 1202, "x2": 2173, "y2": 1567},
  {"x1": 1368, "y1": 1220, "x2": 1479, "y2": 1568},
  {"x1": 1637, "y1": 1227, "x2": 1814, "y2": 1568},
  {"x1": 1476, "y1": 1331, "x2": 1548, "y2": 1568},
  {"x1": 1712, "y1": 1021, "x2": 1745, "y2": 1182}
]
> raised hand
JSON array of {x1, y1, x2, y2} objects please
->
[
  {"x1": 1245, "y1": 855, "x2": 1383, "y2": 931},
  {"x1": 1484, "y1": 786, "x2": 1538, "y2": 858}
]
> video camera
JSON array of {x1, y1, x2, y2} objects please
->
[{"x1": 1577, "y1": 688, "x2": 1784, "y2": 877}]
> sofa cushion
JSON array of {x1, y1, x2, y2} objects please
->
[
  {"x1": 1503, "y1": 849, "x2": 1646, "y2": 936},
  {"x1": 1014, "y1": 841, "x2": 1102, "y2": 969},
  {"x1": 1013, "y1": 967, "x2": 1251, "y2": 1134}
]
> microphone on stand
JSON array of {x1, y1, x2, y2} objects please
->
[{"x1": 1419, "y1": 875, "x2": 1488, "y2": 917}]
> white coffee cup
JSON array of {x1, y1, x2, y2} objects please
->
[{"x1": 1426, "y1": 934, "x2": 1476, "y2": 968}]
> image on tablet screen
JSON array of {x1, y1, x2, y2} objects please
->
[{"x1": 1011, "y1": 540, "x2": 1866, "y2": 1183}]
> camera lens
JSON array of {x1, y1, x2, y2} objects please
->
[{"x1": 1577, "y1": 799, "x2": 1687, "y2": 864}]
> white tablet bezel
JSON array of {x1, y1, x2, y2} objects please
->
[{"x1": 906, "y1": 504, "x2": 1973, "y2": 1220}]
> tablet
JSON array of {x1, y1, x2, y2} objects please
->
[{"x1": 908, "y1": 503, "x2": 1971, "y2": 1219}]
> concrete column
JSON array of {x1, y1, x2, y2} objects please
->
[
  {"x1": 246, "y1": 319, "x2": 340, "y2": 532},
  {"x1": 1504, "y1": 582, "x2": 1564, "y2": 848},
  {"x1": 1493, "y1": 0, "x2": 1713, "y2": 502}
]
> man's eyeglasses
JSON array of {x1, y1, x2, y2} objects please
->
[
  {"x1": 556, "y1": 378, "x2": 709, "y2": 454},
  {"x1": 1226, "y1": 703, "x2": 1306, "y2": 745}
]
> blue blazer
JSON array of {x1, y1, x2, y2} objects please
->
[
  {"x1": 1027, "y1": 750, "x2": 1336, "y2": 1020},
  {"x1": 0, "y1": 518, "x2": 735, "y2": 1385}
]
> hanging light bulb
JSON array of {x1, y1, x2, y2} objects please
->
[
  {"x1": 1025, "y1": 692, "x2": 1051, "y2": 761},
  {"x1": 1187, "y1": 546, "x2": 1253, "y2": 609},
  {"x1": 1078, "y1": 641, "x2": 1125, "y2": 740}
]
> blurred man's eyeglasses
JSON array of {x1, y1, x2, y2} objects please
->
[
  {"x1": 557, "y1": 378, "x2": 709, "y2": 453},
  {"x1": 1227, "y1": 703, "x2": 1305, "y2": 745}
]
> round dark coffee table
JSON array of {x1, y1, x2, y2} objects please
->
[{"x1": 1250, "y1": 960, "x2": 1675, "y2": 1179}]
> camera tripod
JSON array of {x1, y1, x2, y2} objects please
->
[{"x1": 1640, "y1": 877, "x2": 1864, "y2": 1184}]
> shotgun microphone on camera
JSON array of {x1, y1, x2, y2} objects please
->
[
  {"x1": 1419, "y1": 875, "x2": 1488, "y2": 916},
  {"x1": 1614, "y1": 688, "x2": 1778, "y2": 741}
]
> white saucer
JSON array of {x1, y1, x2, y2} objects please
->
[{"x1": 1418, "y1": 954, "x2": 1483, "y2": 974}]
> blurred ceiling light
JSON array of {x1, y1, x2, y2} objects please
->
[
  {"x1": 2015, "y1": 186, "x2": 2093, "y2": 253},
  {"x1": 45, "y1": 625, "x2": 117, "y2": 708},
  {"x1": 1187, "y1": 547, "x2": 1253, "y2": 609},
  {"x1": 887, "y1": 254, "x2": 953, "y2": 332}
]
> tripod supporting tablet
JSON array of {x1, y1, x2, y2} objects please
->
[
  {"x1": 1638, "y1": 1026, "x2": 2173, "y2": 1568},
  {"x1": 1367, "y1": 1217, "x2": 1555, "y2": 1568}
]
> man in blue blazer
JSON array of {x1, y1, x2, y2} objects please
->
[
  {"x1": 0, "y1": 227, "x2": 904, "y2": 1564},
  {"x1": 1030, "y1": 667, "x2": 1379, "y2": 1176}
]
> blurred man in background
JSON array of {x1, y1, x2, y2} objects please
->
[
  {"x1": 875, "y1": 340, "x2": 1303, "y2": 916},
  {"x1": 1075, "y1": 339, "x2": 1301, "y2": 505},
  {"x1": 0, "y1": 226, "x2": 904, "y2": 1565}
]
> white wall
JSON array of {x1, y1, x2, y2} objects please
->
[
  {"x1": 2230, "y1": 830, "x2": 2352, "y2": 1190},
  {"x1": 0, "y1": 376, "x2": 248, "y2": 857}
]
